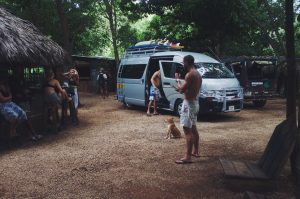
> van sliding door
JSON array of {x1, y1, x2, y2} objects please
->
[{"x1": 122, "y1": 64, "x2": 146, "y2": 106}]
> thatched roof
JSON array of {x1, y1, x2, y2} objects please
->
[{"x1": 0, "y1": 7, "x2": 70, "y2": 68}]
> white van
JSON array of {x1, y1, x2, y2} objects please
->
[{"x1": 117, "y1": 45, "x2": 243, "y2": 115}]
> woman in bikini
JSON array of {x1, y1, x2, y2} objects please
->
[
  {"x1": 44, "y1": 71, "x2": 70, "y2": 104},
  {"x1": 0, "y1": 81, "x2": 42, "y2": 141},
  {"x1": 44, "y1": 71, "x2": 71, "y2": 127}
]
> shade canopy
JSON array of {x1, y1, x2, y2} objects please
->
[{"x1": 0, "y1": 7, "x2": 70, "y2": 68}]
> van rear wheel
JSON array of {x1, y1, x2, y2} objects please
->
[{"x1": 174, "y1": 99, "x2": 183, "y2": 117}]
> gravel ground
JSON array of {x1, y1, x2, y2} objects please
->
[{"x1": 0, "y1": 93, "x2": 296, "y2": 199}]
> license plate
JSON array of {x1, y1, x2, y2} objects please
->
[
  {"x1": 245, "y1": 91, "x2": 252, "y2": 96},
  {"x1": 252, "y1": 82, "x2": 263, "y2": 86},
  {"x1": 228, "y1": 106, "x2": 235, "y2": 111}
]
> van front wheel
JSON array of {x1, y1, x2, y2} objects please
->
[{"x1": 174, "y1": 99, "x2": 183, "y2": 117}]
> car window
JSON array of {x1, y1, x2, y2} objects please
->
[
  {"x1": 121, "y1": 64, "x2": 146, "y2": 79},
  {"x1": 248, "y1": 63, "x2": 276, "y2": 80},
  {"x1": 161, "y1": 62, "x2": 184, "y2": 79},
  {"x1": 232, "y1": 64, "x2": 243, "y2": 77}
]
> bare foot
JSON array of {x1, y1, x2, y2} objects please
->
[
  {"x1": 191, "y1": 153, "x2": 200, "y2": 158},
  {"x1": 175, "y1": 158, "x2": 192, "y2": 164}
]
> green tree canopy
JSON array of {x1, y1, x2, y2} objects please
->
[{"x1": 0, "y1": 0, "x2": 299, "y2": 58}]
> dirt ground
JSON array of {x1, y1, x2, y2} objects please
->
[{"x1": 0, "y1": 93, "x2": 296, "y2": 199}]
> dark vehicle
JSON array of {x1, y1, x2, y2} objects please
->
[{"x1": 223, "y1": 57, "x2": 279, "y2": 107}]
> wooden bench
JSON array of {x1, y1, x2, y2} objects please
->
[
  {"x1": 44, "y1": 103, "x2": 59, "y2": 130},
  {"x1": 0, "y1": 109, "x2": 44, "y2": 139},
  {"x1": 243, "y1": 191, "x2": 275, "y2": 199},
  {"x1": 0, "y1": 114, "x2": 10, "y2": 142},
  {"x1": 220, "y1": 119, "x2": 297, "y2": 180}
]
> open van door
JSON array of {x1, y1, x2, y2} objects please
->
[{"x1": 159, "y1": 61, "x2": 185, "y2": 111}]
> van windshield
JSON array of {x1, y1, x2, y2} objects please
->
[{"x1": 195, "y1": 63, "x2": 235, "y2": 79}]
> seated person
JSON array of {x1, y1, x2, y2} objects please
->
[
  {"x1": 44, "y1": 71, "x2": 71, "y2": 126},
  {"x1": 0, "y1": 81, "x2": 42, "y2": 141}
]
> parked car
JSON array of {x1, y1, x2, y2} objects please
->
[
  {"x1": 223, "y1": 56, "x2": 279, "y2": 107},
  {"x1": 117, "y1": 44, "x2": 243, "y2": 115}
]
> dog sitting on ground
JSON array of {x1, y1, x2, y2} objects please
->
[{"x1": 165, "y1": 117, "x2": 182, "y2": 139}]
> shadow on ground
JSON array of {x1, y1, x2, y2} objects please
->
[
  {"x1": 0, "y1": 108, "x2": 92, "y2": 153},
  {"x1": 125, "y1": 105, "x2": 245, "y2": 123}
]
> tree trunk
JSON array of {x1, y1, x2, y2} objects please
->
[
  {"x1": 285, "y1": 1, "x2": 296, "y2": 119},
  {"x1": 55, "y1": 0, "x2": 72, "y2": 55},
  {"x1": 285, "y1": 0, "x2": 299, "y2": 185},
  {"x1": 103, "y1": 0, "x2": 120, "y2": 67}
]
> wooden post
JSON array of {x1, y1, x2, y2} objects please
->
[
  {"x1": 285, "y1": 0, "x2": 299, "y2": 185},
  {"x1": 285, "y1": 1, "x2": 296, "y2": 118}
]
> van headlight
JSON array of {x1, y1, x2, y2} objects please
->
[
  {"x1": 214, "y1": 90, "x2": 224, "y2": 97},
  {"x1": 201, "y1": 90, "x2": 214, "y2": 97},
  {"x1": 200, "y1": 90, "x2": 224, "y2": 98}
]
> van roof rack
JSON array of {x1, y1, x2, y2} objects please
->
[{"x1": 123, "y1": 44, "x2": 183, "y2": 58}]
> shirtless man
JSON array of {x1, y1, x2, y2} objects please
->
[
  {"x1": 175, "y1": 55, "x2": 202, "y2": 164},
  {"x1": 146, "y1": 70, "x2": 161, "y2": 116}
]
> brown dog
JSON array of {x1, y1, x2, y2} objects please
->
[{"x1": 165, "y1": 117, "x2": 182, "y2": 139}]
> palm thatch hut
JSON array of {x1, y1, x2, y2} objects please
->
[
  {"x1": 0, "y1": 7, "x2": 70, "y2": 137},
  {"x1": 0, "y1": 7, "x2": 69, "y2": 68}
]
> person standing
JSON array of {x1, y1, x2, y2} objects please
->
[
  {"x1": 44, "y1": 71, "x2": 71, "y2": 127},
  {"x1": 97, "y1": 68, "x2": 109, "y2": 99},
  {"x1": 146, "y1": 70, "x2": 161, "y2": 116},
  {"x1": 175, "y1": 55, "x2": 202, "y2": 164},
  {"x1": 65, "y1": 67, "x2": 79, "y2": 125}
]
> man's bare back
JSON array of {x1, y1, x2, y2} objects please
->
[
  {"x1": 151, "y1": 70, "x2": 161, "y2": 88},
  {"x1": 184, "y1": 69, "x2": 202, "y2": 100},
  {"x1": 177, "y1": 68, "x2": 202, "y2": 101}
]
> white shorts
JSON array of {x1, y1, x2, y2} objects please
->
[
  {"x1": 180, "y1": 100, "x2": 199, "y2": 128},
  {"x1": 72, "y1": 87, "x2": 78, "y2": 108},
  {"x1": 149, "y1": 86, "x2": 160, "y2": 101}
]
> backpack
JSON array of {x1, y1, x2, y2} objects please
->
[{"x1": 97, "y1": 73, "x2": 104, "y2": 83}]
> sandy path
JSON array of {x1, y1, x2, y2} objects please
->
[{"x1": 0, "y1": 93, "x2": 294, "y2": 199}]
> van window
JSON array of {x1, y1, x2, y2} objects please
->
[
  {"x1": 121, "y1": 64, "x2": 146, "y2": 79},
  {"x1": 196, "y1": 63, "x2": 235, "y2": 79},
  {"x1": 161, "y1": 62, "x2": 184, "y2": 79},
  {"x1": 161, "y1": 62, "x2": 175, "y2": 78}
]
